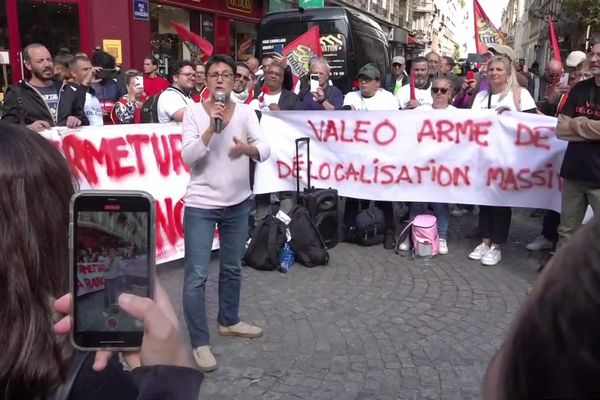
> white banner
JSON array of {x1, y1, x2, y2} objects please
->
[
  {"x1": 42, "y1": 123, "x2": 219, "y2": 265},
  {"x1": 254, "y1": 110, "x2": 566, "y2": 212},
  {"x1": 76, "y1": 262, "x2": 106, "y2": 296}
]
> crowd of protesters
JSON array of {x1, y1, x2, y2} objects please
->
[{"x1": 1, "y1": 39, "x2": 600, "y2": 389}]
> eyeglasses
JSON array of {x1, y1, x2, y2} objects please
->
[
  {"x1": 235, "y1": 73, "x2": 250, "y2": 82},
  {"x1": 358, "y1": 76, "x2": 374, "y2": 83},
  {"x1": 179, "y1": 72, "x2": 195, "y2": 78},
  {"x1": 207, "y1": 72, "x2": 234, "y2": 80},
  {"x1": 393, "y1": 63, "x2": 403, "y2": 68},
  {"x1": 431, "y1": 87, "x2": 450, "y2": 94}
]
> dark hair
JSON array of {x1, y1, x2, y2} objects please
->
[
  {"x1": 54, "y1": 52, "x2": 73, "y2": 69},
  {"x1": 494, "y1": 216, "x2": 600, "y2": 398},
  {"x1": 205, "y1": 54, "x2": 236, "y2": 75},
  {"x1": 412, "y1": 57, "x2": 429, "y2": 67},
  {"x1": 69, "y1": 55, "x2": 90, "y2": 69},
  {"x1": 23, "y1": 43, "x2": 47, "y2": 62},
  {"x1": 442, "y1": 56, "x2": 455, "y2": 68},
  {"x1": 144, "y1": 55, "x2": 159, "y2": 66},
  {"x1": 91, "y1": 50, "x2": 116, "y2": 69},
  {"x1": 0, "y1": 122, "x2": 75, "y2": 398},
  {"x1": 171, "y1": 60, "x2": 196, "y2": 77},
  {"x1": 235, "y1": 62, "x2": 250, "y2": 72}
]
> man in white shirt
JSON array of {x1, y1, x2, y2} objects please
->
[
  {"x1": 231, "y1": 62, "x2": 253, "y2": 104},
  {"x1": 157, "y1": 60, "x2": 196, "y2": 123},
  {"x1": 70, "y1": 55, "x2": 104, "y2": 126},
  {"x1": 342, "y1": 63, "x2": 398, "y2": 250},
  {"x1": 343, "y1": 64, "x2": 399, "y2": 110},
  {"x1": 396, "y1": 57, "x2": 433, "y2": 109}
]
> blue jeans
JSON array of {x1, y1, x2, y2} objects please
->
[
  {"x1": 183, "y1": 198, "x2": 251, "y2": 347},
  {"x1": 409, "y1": 203, "x2": 449, "y2": 239}
]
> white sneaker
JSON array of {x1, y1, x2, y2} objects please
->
[
  {"x1": 526, "y1": 235, "x2": 553, "y2": 251},
  {"x1": 398, "y1": 237, "x2": 410, "y2": 251},
  {"x1": 192, "y1": 345, "x2": 217, "y2": 372},
  {"x1": 439, "y1": 239, "x2": 448, "y2": 255},
  {"x1": 468, "y1": 242, "x2": 490, "y2": 260},
  {"x1": 481, "y1": 245, "x2": 502, "y2": 266}
]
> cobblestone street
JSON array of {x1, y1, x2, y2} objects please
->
[{"x1": 158, "y1": 209, "x2": 546, "y2": 399}]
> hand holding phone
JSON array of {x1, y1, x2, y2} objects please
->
[
  {"x1": 70, "y1": 191, "x2": 155, "y2": 351},
  {"x1": 55, "y1": 280, "x2": 192, "y2": 370},
  {"x1": 310, "y1": 74, "x2": 319, "y2": 93},
  {"x1": 558, "y1": 72, "x2": 569, "y2": 87}
]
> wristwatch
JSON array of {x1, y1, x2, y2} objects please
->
[{"x1": 318, "y1": 98, "x2": 326, "y2": 104}]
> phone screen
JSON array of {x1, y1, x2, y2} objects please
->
[
  {"x1": 310, "y1": 74, "x2": 319, "y2": 92},
  {"x1": 559, "y1": 72, "x2": 569, "y2": 87},
  {"x1": 71, "y1": 191, "x2": 154, "y2": 350}
]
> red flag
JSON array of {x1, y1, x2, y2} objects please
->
[
  {"x1": 283, "y1": 26, "x2": 323, "y2": 88},
  {"x1": 170, "y1": 20, "x2": 214, "y2": 64},
  {"x1": 473, "y1": 0, "x2": 506, "y2": 54},
  {"x1": 548, "y1": 15, "x2": 562, "y2": 64},
  {"x1": 409, "y1": 71, "x2": 415, "y2": 100}
]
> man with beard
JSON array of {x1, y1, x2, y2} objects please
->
[
  {"x1": 156, "y1": 60, "x2": 196, "y2": 123},
  {"x1": 396, "y1": 57, "x2": 433, "y2": 109},
  {"x1": 231, "y1": 62, "x2": 254, "y2": 104},
  {"x1": 2, "y1": 43, "x2": 87, "y2": 132}
]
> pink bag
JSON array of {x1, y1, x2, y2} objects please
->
[{"x1": 411, "y1": 214, "x2": 439, "y2": 258}]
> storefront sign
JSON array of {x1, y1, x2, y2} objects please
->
[
  {"x1": 102, "y1": 39, "x2": 123, "y2": 65},
  {"x1": 254, "y1": 110, "x2": 566, "y2": 213},
  {"x1": 132, "y1": 0, "x2": 150, "y2": 21},
  {"x1": 0, "y1": 50, "x2": 9, "y2": 65},
  {"x1": 226, "y1": 0, "x2": 253, "y2": 14},
  {"x1": 300, "y1": 0, "x2": 324, "y2": 8}
]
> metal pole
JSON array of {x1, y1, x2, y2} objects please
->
[{"x1": 585, "y1": 25, "x2": 591, "y2": 51}]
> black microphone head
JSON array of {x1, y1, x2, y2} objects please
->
[
  {"x1": 214, "y1": 89, "x2": 227, "y2": 103},
  {"x1": 342, "y1": 105, "x2": 352, "y2": 110}
]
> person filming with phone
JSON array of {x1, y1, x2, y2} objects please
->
[
  {"x1": 181, "y1": 54, "x2": 270, "y2": 373},
  {"x1": 296, "y1": 57, "x2": 343, "y2": 110},
  {"x1": 0, "y1": 122, "x2": 203, "y2": 400}
]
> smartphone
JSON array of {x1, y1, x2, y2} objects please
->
[
  {"x1": 134, "y1": 75, "x2": 144, "y2": 91},
  {"x1": 70, "y1": 190, "x2": 155, "y2": 350},
  {"x1": 310, "y1": 74, "x2": 319, "y2": 93},
  {"x1": 558, "y1": 72, "x2": 569, "y2": 87}
]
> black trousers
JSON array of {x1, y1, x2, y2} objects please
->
[
  {"x1": 344, "y1": 198, "x2": 394, "y2": 232},
  {"x1": 479, "y1": 206, "x2": 511, "y2": 244},
  {"x1": 541, "y1": 210, "x2": 560, "y2": 243}
]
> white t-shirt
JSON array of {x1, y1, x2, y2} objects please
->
[
  {"x1": 342, "y1": 89, "x2": 399, "y2": 111},
  {"x1": 249, "y1": 92, "x2": 282, "y2": 111},
  {"x1": 157, "y1": 87, "x2": 194, "y2": 123},
  {"x1": 415, "y1": 104, "x2": 457, "y2": 110},
  {"x1": 85, "y1": 92, "x2": 104, "y2": 126},
  {"x1": 396, "y1": 82, "x2": 433, "y2": 109},
  {"x1": 471, "y1": 88, "x2": 537, "y2": 111}
]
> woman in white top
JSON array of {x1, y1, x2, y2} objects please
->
[{"x1": 468, "y1": 55, "x2": 537, "y2": 266}]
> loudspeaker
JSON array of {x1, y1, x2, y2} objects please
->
[{"x1": 299, "y1": 188, "x2": 339, "y2": 249}]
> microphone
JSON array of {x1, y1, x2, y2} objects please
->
[
  {"x1": 214, "y1": 89, "x2": 226, "y2": 133},
  {"x1": 342, "y1": 105, "x2": 352, "y2": 110}
]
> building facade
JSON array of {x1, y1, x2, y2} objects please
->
[{"x1": 0, "y1": 0, "x2": 266, "y2": 85}]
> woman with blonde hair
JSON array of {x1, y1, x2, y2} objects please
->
[{"x1": 468, "y1": 55, "x2": 537, "y2": 266}]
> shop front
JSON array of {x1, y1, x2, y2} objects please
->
[{"x1": 144, "y1": 0, "x2": 265, "y2": 75}]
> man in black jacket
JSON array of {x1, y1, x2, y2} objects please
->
[{"x1": 1, "y1": 43, "x2": 88, "y2": 132}]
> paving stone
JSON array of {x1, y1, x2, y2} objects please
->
[{"x1": 157, "y1": 209, "x2": 541, "y2": 399}]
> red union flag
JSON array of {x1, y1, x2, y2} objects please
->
[
  {"x1": 473, "y1": 0, "x2": 505, "y2": 54},
  {"x1": 170, "y1": 20, "x2": 214, "y2": 64},
  {"x1": 283, "y1": 26, "x2": 322, "y2": 82}
]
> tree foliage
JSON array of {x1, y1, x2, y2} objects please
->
[{"x1": 561, "y1": 0, "x2": 600, "y2": 31}]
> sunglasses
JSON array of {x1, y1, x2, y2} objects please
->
[{"x1": 432, "y1": 87, "x2": 450, "y2": 94}]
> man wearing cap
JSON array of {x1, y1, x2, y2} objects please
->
[
  {"x1": 396, "y1": 57, "x2": 433, "y2": 109},
  {"x1": 565, "y1": 51, "x2": 588, "y2": 83},
  {"x1": 343, "y1": 63, "x2": 398, "y2": 110},
  {"x1": 382, "y1": 56, "x2": 409, "y2": 95},
  {"x1": 342, "y1": 63, "x2": 398, "y2": 250}
]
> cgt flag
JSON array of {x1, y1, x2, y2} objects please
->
[
  {"x1": 283, "y1": 25, "x2": 322, "y2": 86},
  {"x1": 473, "y1": 0, "x2": 506, "y2": 54},
  {"x1": 170, "y1": 20, "x2": 214, "y2": 64}
]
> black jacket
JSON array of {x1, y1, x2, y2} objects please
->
[
  {"x1": 382, "y1": 73, "x2": 410, "y2": 93},
  {"x1": 277, "y1": 89, "x2": 298, "y2": 110},
  {"x1": 1, "y1": 80, "x2": 89, "y2": 127}
]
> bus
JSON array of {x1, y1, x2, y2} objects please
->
[{"x1": 256, "y1": 7, "x2": 390, "y2": 94}]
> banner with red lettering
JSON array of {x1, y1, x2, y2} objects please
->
[
  {"x1": 473, "y1": 0, "x2": 506, "y2": 54},
  {"x1": 41, "y1": 123, "x2": 219, "y2": 265},
  {"x1": 253, "y1": 110, "x2": 566, "y2": 212}
]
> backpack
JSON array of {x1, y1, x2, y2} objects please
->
[
  {"x1": 140, "y1": 93, "x2": 160, "y2": 123},
  {"x1": 396, "y1": 214, "x2": 439, "y2": 258},
  {"x1": 244, "y1": 215, "x2": 287, "y2": 271},
  {"x1": 288, "y1": 205, "x2": 329, "y2": 267},
  {"x1": 350, "y1": 206, "x2": 385, "y2": 246}
]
